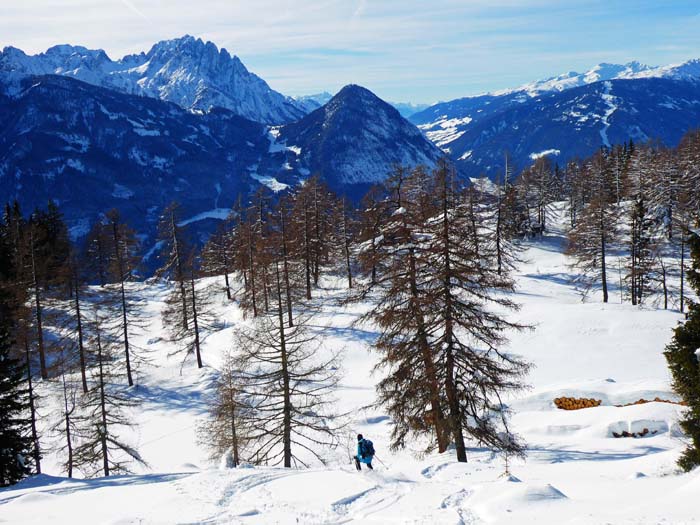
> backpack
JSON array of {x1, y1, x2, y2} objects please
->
[{"x1": 361, "y1": 439, "x2": 375, "y2": 457}]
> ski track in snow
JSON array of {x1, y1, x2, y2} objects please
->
[{"x1": 599, "y1": 81, "x2": 618, "y2": 148}]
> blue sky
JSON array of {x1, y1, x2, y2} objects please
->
[{"x1": 2, "y1": 0, "x2": 699, "y2": 103}]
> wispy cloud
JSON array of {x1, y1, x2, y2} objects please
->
[
  {"x1": 119, "y1": 0, "x2": 150, "y2": 21},
  {"x1": 1, "y1": 0, "x2": 699, "y2": 102},
  {"x1": 353, "y1": 0, "x2": 367, "y2": 19}
]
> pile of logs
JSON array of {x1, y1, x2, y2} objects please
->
[
  {"x1": 615, "y1": 397, "x2": 686, "y2": 407},
  {"x1": 554, "y1": 397, "x2": 602, "y2": 410}
]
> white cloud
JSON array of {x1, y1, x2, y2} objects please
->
[{"x1": 1, "y1": 0, "x2": 699, "y2": 102}]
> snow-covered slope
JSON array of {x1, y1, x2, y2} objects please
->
[
  {"x1": 496, "y1": 60, "x2": 656, "y2": 97},
  {"x1": 0, "y1": 75, "x2": 442, "y2": 247},
  {"x1": 411, "y1": 58, "x2": 700, "y2": 175},
  {"x1": 0, "y1": 74, "x2": 277, "y2": 249},
  {"x1": 0, "y1": 36, "x2": 306, "y2": 124},
  {"x1": 1, "y1": 203, "x2": 696, "y2": 524},
  {"x1": 278, "y1": 84, "x2": 445, "y2": 191}
]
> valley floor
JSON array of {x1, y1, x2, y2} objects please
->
[{"x1": 1, "y1": 203, "x2": 698, "y2": 524}]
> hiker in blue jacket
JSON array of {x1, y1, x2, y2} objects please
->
[{"x1": 354, "y1": 434, "x2": 374, "y2": 470}]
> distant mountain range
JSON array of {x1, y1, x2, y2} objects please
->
[
  {"x1": 0, "y1": 73, "x2": 441, "y2": 252},
  {"x1": 2, "y1": 35, "x2": 700, "y2": 249},
  {"x1": 410, "y1": 59, "x2": 700, "y2": 174},
  {"x1": 295, "y1": 91, "x2": 429, "y2": 118},
  {"x1": 0, "y1": 35, "x2": 306, "y2": 124}
]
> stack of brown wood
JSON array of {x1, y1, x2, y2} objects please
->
[{"x1": 554, "y1": 397, "x2": 602, "y2": 410}]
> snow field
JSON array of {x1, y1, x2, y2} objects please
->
[{"x1": 1, "y1": 203, "x2": 699, "y2": 524}]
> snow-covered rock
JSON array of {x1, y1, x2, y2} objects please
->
[{"x1": 0, "y1": 35, "x2": 306, "y2": 124}]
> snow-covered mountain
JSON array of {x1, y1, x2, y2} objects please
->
[
  {"x1": 390, "y1": 101, "x2": 430, "y2": 118},
  {"x1": 297, "y1": 91, "x2": 429, "y2": 118},
  {"x1": 0, "y1": 75, "x2": 442, "y2": 248},
  {"x1": 0, "y1": 36, "x2": 306, "y2": 124},
  {"x1": 411, "y1": 59, "x2": 700, "y2": 175},
  {"x1": 293, "y1": 92, "x2": 334, "y2": 113},
  {"x1": 0, "y1": 74, "x2": 272, "y2": 246},
  {"x1": 498, "y1": 61, "x2": 655, "y2": 96},
  {"x1": 278, "y1": 85, "x2": 445, "y2": 191}
]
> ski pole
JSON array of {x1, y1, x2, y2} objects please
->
[{"x1": 373, "y1": 455, "x2": 388, "y2": 468}]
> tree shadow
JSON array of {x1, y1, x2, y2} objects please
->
[
  {"x1": 527, "y1": 445, "x2": 666, "y2": 463},
  {"x1": 0, "y1": 472, "x2": 194, "y2": 504}
]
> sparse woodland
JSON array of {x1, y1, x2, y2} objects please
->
[{"x1": 2, "y1": 128, "x2": 700, "y2": 485}]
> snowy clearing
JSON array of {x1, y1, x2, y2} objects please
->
[{"x1": 1, "y1": 203, "x2": 697, "y2": 524}]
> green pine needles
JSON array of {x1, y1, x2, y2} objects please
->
[{"x1": 665, "y1": 228, "x2": 700, "y2": 472}]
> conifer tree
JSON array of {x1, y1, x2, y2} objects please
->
[
  {"x1": 664, "y1": 229, "x2": 700, "y2": 471},
  {"x1": 516, "y1": 157, "x2": 556, "y2": 236},
  {"x1": 0, "y1": 271, "x2": 35, "y2": 486},
  {"x1": 201, "y1": 222, "x2": 235, "y2": 301},
  {"x1": 198, "y1": 351, "x2": 249, "y2": 467},
  {"x1": 162, "y1": 252, "x2": 216, "y2": 370},
  {"x1": 423, "y1": 159, "x2": 530, "y2": 462},
  {"x1": 157, "y1": 202, "x2": 191, "y2": 331},
  {"x1": 356, "y1": 186, "x2": 388, "y2": 286},
  {"x1": 233, "y1": 262, "x2": 341, "y2": 468},
  {"x1": 85, "y1": 220, "x2": 110, "y2": 287},
  {"x1": 50, "y1": 344, "x2": 80, "y2": 477},
  {"x1": 73, "y1": 308, "x2": 145, "y2": 477},
  {"x1": 335, "y1": 196, "x2": 356, "y2": 289},
  {"x1": 566, "y1": 150, "x2": 620, "y2": 302},
  {"x1": 65, "y1": 251, "x2": 89, "y2": 393},
  {"x1": 105, "y1": 210, "x2": 142, "y2": 386},
  {"x1": 625, "y1": 149, "x2": 657, "y2": 305},
  {"x1": 358, "y1": 165, "x2": 450, "y2": 453}
]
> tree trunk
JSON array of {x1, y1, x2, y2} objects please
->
[
  {"x1": 441, "y1": 174, "x2": 467, "y2": 463},
  {"x1": 261, "y1": 266, "x2": 270, "y2": 312},
  {"x1": 228, "y1": 376, "x2": 239, "y2": 467},
  {"x1": 96, "y1": 328, "x2": 110, "y2": 477},
  {"x1": 630, "y1": 215, "x2": 637, "y2": 306},
  {"x1": 112, "y1": 222, "x2": 134, "y2": 386},
  {"x1": 30, "y1": 233, "x2": 47, "y2": 379},
  {"x1": 73, "y1": 273, "x2": 88, "y2": 393},
  {"x1": 661, "y1": 259, "x2": 668, "y2": 310},
  {"x1": 303, "y1": 207, "x2": 312, "y2": 300},
  {"x1": 409, "y1": 247, "x2": 448, "y2": 452},
  {"x1": 190, "y1": 275, "x2": 203, "y2": 369},
  {"x1": 224, "y1": 271, "x2": 232, "y2": 301},
  {"x1": 275, "y1": 262, "x2": 292, "y2": 468},
  {"x1": 96, "y1": 235, "x2": 106, "y2": 287},
  {"x1": 600, "y1": 213, "x2": 609, "y2": 303},
  {"x1": 280, "y1": 211, "x2": 294, "y2": 327},
  {"x1": 23, "y1": 332, "x2": 41, "y2": 474},
  {"x1": 496, "y1": 198, "x2": 503, "y2": 276},
  {"x1": 680, "y1": 234, "x2": 686, "y2": 313},
  {"x1": 247, "y1": 233, "x2": 258, "y2": 317},
  {"x1": 170, "y1": 213, "x2": 189, "y2": 331},
  {"x1": 342, "y1": 198, "x2": 353, "y2": 289},
  {"x1": 61, "y1": 373, "x2": 73, "y2": 478},
  {"x1": 313, "y1": 186, "x2": 321, "y2": 286}
]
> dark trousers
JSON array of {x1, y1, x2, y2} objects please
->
[{"x1": 354, "y1": 456, "x2": 373, "y2": 470}]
